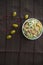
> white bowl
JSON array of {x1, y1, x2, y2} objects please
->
[{"x1": 22, "y1": 18, "x2": 43, "y2": 40}]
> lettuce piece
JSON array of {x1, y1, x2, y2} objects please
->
[{"x1": 28, "y1": 33, "x2": 33, "y2": 38}]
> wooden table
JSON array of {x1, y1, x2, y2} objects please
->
[{"x1": 0, "y1": 0, "x2": 43, "y2": 65}]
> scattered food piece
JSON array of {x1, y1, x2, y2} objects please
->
[
  {"x1": 7, "y1": 35, "x2": 12, "y2": 39},
  {"x1": 12, "y1": 23, "x2": 18, "y2": 28},
  {"x1": 13, "y1": 11, "x2": 17, "y2": 16},
  {"x1": 10, "y1": 30, "x2": 16, "y2": 34},
  {"x1": 24, "y1": 14, "x2": 29, "y2": 19}
]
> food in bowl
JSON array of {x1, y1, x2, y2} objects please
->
[{"x1": 22, "y1": 18, "x2": 43, "y2": 40}]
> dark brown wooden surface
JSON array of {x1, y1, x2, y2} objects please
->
[{"x1": 0, "y1": 0, "x2": 43, "y2": 65}]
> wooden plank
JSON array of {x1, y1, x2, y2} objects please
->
[
  {"x1": 5, "y1": 52, "x2": 18, "y2": 65},
  {"x1": 0, "y1": 0, "x2": 6, "y2": 51}
]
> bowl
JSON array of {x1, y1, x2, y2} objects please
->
[{"x1": 22, "y1": 18, "x2": 43, "y2": 40}]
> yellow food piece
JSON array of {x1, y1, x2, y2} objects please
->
[
  {"x1": 36, "y1": 21, "x2": 42, "y2": 28},
  {"x1": 34, "y1": 31, "x2": 37, "y2": 36},
  {"x1": 24, "y1": 24, "x2": 29, "y2": 28},
  {"x1": 12, "y1": 24, "x2": 18, "y2": 28},
  {"x1": 24, "y1": 27, "x2": 29, "y2": 31},
  {"x1": 26, "y1": 32, "x2": 30, "y2": 36},
  {"x1": 13, "y1": 12, "x2": 17, "y2": 16},
  {"x1": 35, "y1": 26, "x2": 39, "y2": 31},
  {"x1": 28, "y1": 29, "x2": 31, "y2": 33},
  {"x1": 33, "y1": 23, "x2": 36, "y2": 27},
  {"x1": 10, "y1": 30, "x2": 16, "y2": 34},
  {"x1": 31, "y1": 29, "x2": 37, "y2": 36},
  {"x1": 7, "y1": 35, "x2": 12, "y2": 39},
  {"x1": 24, "y1": 14, "x2": 29, "y2": 19}
]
